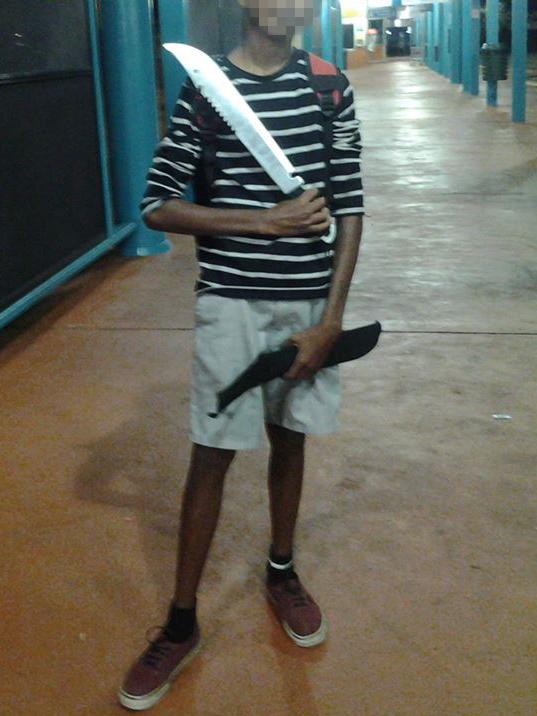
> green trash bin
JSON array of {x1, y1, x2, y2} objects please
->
[{"x1": 480, "y1": 43, "x2": 508, "y2": 81}]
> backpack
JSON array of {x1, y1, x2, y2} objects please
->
[{"x1": 191, "y1": 51, "x2": 346, "y2": 207}]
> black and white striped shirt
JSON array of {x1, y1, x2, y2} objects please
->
[{"x1": 141, "y1": 48, "x2": 364, "y2": 300}]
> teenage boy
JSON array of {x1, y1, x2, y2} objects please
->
[{"x1": 119, "y1": 0, "x2": 364, "y2": 710}]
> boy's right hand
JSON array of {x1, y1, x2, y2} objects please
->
[{"x1": 261, "y1": 188, "x2": 332, "y2": 237}]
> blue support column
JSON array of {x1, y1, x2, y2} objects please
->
[
  {"x1": 440, "y1": 4, "x2": 446, "y2": 74},
  {"x1": 303, "y1": 25, "x2": 314, "y2": 52},
  {"x1": 512, "y1": 0, "x2": 528, "y2": 122},
  {"x1": 462, "y1": 0, "x2": 470, "y2": 90},
  {"x1": 158, "y1": 0, "x2": 189, "y2": 119},
  {"x1": 100, "y1": 0, "x2": 170, "y2": 256},
  {"x1": 422, "y1": 12, "x2": 429, "y2": 61},
  {"x1": 86, "y1": 0, "x2": 115, "y2": 238},
  {"x1": 433, "y1": 2, "x2": 441, "y2": 73},
  {"x1": 321, "y1": 0, "x2": 333, "y2": 61},
  {"x1": 334, "y1": 1, "x2": 345, "y2": 68},
  {"x1": 427, "y1": 11, "x2": 434, "y2": 68},
  {"x1": 470, "y1": 0, "x2": 480, "y2": 94},
  {"x1": 486, "y1": 0, "x2": 500, "y2": 105},
  {"x1": 421, "y1": 13, "x2": 426, "y2": 55},
  {"x1": 462, "y1": 0, "x2": 479, "y2": 93},
  {"x1": 440, "y1": 2, "x2": 450, "y2": 77},
  {"x1": 422, "y1": 14, "x2": 427, "y2": 57},
  {"x1": 451, "y1": 0, "x2": 462, "y2": 83}
]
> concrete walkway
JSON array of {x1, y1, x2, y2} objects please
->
[{"x1": 1, "y1": 58, "x2": 536, "y2": 715}]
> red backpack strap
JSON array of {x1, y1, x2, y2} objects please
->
[
  {"x1": 304, "y1": 51, "x2": 346, "y2": 208},
  {"x1": 306, "y1": 52, "x2": 345, "y2": 111}
]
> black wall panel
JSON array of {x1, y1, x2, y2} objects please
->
[
  {"x1": 0, "y1": 0, "x2": 91, "y2": 77},
  {"x1": 0, "y1": 78, "x2": 105, "y2": 312},
  {"x1": 0, "y1": 0, "x2": 105, "y2": 314}
]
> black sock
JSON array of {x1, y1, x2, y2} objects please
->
[
  {"x1": 266, "y1": 545, "x2": 295, "y2": 584},
  {"x1": 164, "y1": 600, "x2": 197, "y2": 642}
]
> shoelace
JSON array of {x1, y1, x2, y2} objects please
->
[{"x1": 142, "y1": 627, "x2": 172, "y2": 668}]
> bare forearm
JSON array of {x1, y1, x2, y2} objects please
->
[
  {"x1": 144, "y1": 198, "x2": 266, "y2": 236},
  {"x1": 321, "y1": 215, "x2": 363, "y2": 327},
  {"x1": 144, "y1": 190, "x2": 332, "y2": 239}
]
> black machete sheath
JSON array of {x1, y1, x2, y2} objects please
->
[{"x1": 208, "y1": 321, "x2": 382, "y2": 417}]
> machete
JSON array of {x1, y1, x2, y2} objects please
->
[{"x1": 163, "y1": 42, "x2": 336, "y2": 244}]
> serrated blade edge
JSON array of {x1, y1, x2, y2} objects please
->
[{"x1": 163, "y1": 43, "x2": 304, "y2": 196}]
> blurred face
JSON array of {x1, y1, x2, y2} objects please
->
[{"x1": 240, "y1": 0, "x2": 315, "y2": 36}]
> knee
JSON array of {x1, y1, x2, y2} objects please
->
[
  {"x1": 188, "y1": 443, "x2": 236, "y2": 485},
  {"x1": 266, "y1": 423, "x2": 306, "y2": 452}
]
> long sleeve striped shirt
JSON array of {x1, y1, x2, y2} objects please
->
[{"x1": 140, "y1": 48, "x2": 364, "y2": 300}]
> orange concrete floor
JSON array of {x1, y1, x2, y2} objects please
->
[{"x1": 1, "y1": 59, "x2": 537, "y2": 716}]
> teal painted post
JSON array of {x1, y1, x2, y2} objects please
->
[
  {"x1": 431, "y1": 10, "x2": 437, "y2": 69},
  {"x1": 433, "y1": 2, "x2": 441, "y2": 73},
  {"x1": 439, "y1": 3, "x2": 445, "y2": 74},
  {"x1": 512, "y1": 0, "x2": 528, "y2": 122},
  {"x1": 451, "y1": 0, "x2": 462, "y2": 83},
  {"x1": 485, "y1": 0, "x2": 499, "y2": 105},
  {"x1": 441, "y1": 3, "x2": 450, "y2": 77},
  {"x1": 424, "y1": 12, "x2": 428, "y2": 66},
  {"x1": 422, "y1": 12, "x2": 428, "y2": 61},
  {"x1": 321, "y1": 0, "x2": 333, "y2": 61},
  {"x1": 303, "y1": 25, "x2": 314, "y2": 52},
  {"x1": 421, "y1": 14, "x2": 426, "y2": 57},
  {"x1": 423, "y1": 13, "x2": 427, "y2": 65},
  {"x1": 158, "y1": 0, "x2": 189, "y2": 119},
  {"x1": 427, "y1": 11, "x2": 434, "y2": 68},
  {"x1": 462, "y1": 0, "x2": 480, "y2": 94},
  {"x1": 447, "y1": 0, "x2": 451, "y2": 75},
  {"x1": 462, "y1": 0, "x2": 469, "y2": 89},
  {"x1": 469, "y1": 0, "x2": 480, "y2": 94},
  {"x1": 334, "y1": 1, "x2": 345, "y2": 68},
  {"x1": 86, "y1": 0, "x2": 114, "y2": 237},
  {"x1": 100, "y1": 0, "x2": 170, "y2": 256},
  {"x1": 423, "y1": 12, "x2": 427, "y2": 66},
  {"x1": 439, "y1": 3, "x2": 445, "y2": 75}
]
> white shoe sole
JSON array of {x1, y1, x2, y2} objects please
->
[
  {"x1": 283, "y1": 612, "x2": 328, "y2": 647},
  {"x1": 118, "y1": 638, "x2": 203, "y2": 711},
  {"x1": 266, "y1": 591, "x2": 328, "y2": 647}
]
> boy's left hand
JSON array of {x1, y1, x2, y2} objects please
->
[{"x1": 284, "y1": 323, "x2": 342, "y2": 381}]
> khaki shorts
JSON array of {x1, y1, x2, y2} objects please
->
[{"x1": 190, "y1": 294, "x2": 340, "y2": 450}]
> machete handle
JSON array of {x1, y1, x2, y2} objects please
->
[
  {"x1": 286, "y1": 185, "x2": 306, "y2": 200},
  {"x1": 285, "y1": 182, "x2": 336, "y2": 244}
]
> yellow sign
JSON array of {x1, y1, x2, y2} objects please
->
[{"x1": 341, "y1": 0, "x2": 366, "y2": 19}]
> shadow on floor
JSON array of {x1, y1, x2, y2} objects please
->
[{"x1": 71, "y1": 378, "x2": 372, "y2": 651}]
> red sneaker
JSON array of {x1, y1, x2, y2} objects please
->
[
  {"x1": 118, "y1": 624, "x2": 202, "y2": 711},
  {"x1": 266, "y1": 573, "x2": 328, "y2": 647}
]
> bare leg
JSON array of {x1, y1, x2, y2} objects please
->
[
  {"x1": 266, "y1": 423, "x2": 306, "y2": 557},
  {"x1": 173, "y1": 443, "x2": 235, "y2": 608}
]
